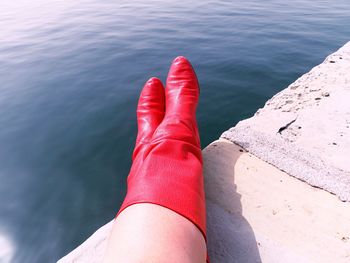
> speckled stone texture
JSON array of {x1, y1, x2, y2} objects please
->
[
  {"x1": 57, "y1": 221, "x2": 113, "y2": 263},
  {"x1": 222, "y1": 41, "x2": 350, "y2": 201}
]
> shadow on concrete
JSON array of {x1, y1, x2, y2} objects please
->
[{"x1": 203, "y1": 139, "x2": 262, "y2": 263}]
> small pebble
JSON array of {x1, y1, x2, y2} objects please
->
[{"x1": 341, "y1": 237, "x2": 349, "y2": 242}]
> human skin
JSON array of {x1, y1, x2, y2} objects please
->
[{"x1": 102, "y1": 203, "x2": 206, "y2": 263}]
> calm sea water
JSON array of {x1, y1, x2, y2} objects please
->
[{"x1": 0, "y1": 0, "x2": 349, "y2": 262}]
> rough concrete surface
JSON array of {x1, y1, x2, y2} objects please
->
[
  {"x1": 58, "y1": 140, "x2": 350, "y2": 263},
  {"x1": 222, "y1": 41, "x2": 350, "y2": 201},
  {"x1": 204, "y1": 140, "x2": 350, "y2": 263},
  {"x1": 58, "y1": 221, "x2": 113, "y2": 263}
]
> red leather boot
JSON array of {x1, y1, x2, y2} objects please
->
[{"x1": 118, "y1": 56, "x2": 207, "y2": 259}]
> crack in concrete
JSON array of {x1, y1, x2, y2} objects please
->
[{"x1": 277, "y1": 117, "x2": 297, "y2": 134}]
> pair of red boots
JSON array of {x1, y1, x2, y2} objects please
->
[{"x1": 118, "y1": 56, "x2": 207, "y2": 259}]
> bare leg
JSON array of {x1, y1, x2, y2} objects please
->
[{"x1": 103, "y1": 203, "x2": 206, "y2": 263}]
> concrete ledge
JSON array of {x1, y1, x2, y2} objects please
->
[
  {"x1": 222, "y1": 41, "x2": 350, "y2": 201},
  {"x1": 58, "y1": 221, "x2": 113, "y2": 263},
  {"x1": 204, "y1": 139, "x2": 350, "y2": 262},
  {"x1": 59, "y1": 139, "x2": 350, "y2": 263}
]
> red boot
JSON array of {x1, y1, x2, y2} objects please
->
[{"x1": 118, "y1": 56, "x2": 207, "y2": 257}]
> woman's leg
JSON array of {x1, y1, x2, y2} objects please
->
[
  {"x1": 103, "y1": 57, "x2": 207, "y2": 263},
  {"x1": 103, "y1": 203, "x2": 206, "y2": 263}
]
